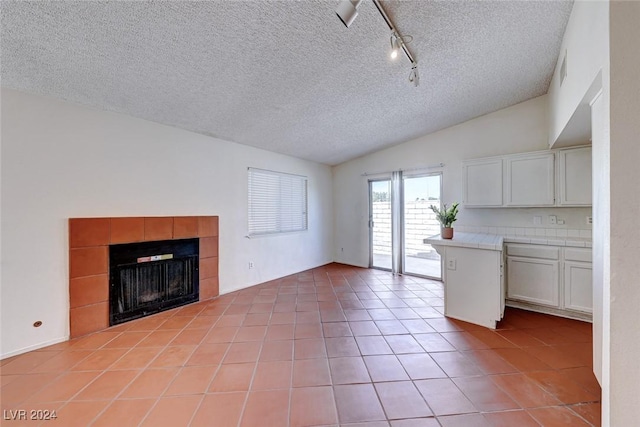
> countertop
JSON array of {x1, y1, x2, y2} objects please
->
[
  {"x1": 424, "y1": 232, "x2": 592, "y2": 249},
  {"x1": 424, "y1": 233, "x2": 504, "y2": 251}
]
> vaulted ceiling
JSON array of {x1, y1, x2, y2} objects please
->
[{"x1": 1, "y1": 1, "x2": 573, "y2": 165}]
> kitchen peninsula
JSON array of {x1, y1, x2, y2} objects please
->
[{"x1": 424, "y1": 233, "x2": 505, "y2": 329}]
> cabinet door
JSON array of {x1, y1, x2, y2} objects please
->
[
  {"x1": 505, "y1": 152, "x2": 555, "y2": 206},
  {"x1": 564, "y1": 261, "x2": 593, "y2": 313},
  {"x1": 507, "y1": 256, "x2": 559, "y2": 307},
  {"x1": 463, "y1": 158, "x2": 503, "y2": 207},
  {"x1": 558, "y1": 146, "x2": 592, "y2": 206}
]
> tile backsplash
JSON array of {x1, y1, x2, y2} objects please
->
[{"x1": 455, "y1": 225, "x2": 592, "y2": 240}]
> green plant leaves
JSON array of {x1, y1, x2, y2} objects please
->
[{"x1": 429, "y1": 202, "x2": 459, "y2": 228}]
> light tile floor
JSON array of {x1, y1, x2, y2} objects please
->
[
  {"x1": 0, "y1": 263, "x2": 600, "y2": 426},
  {"x1": 372, "y1": 254, "x2": 442, "y2": 279}
]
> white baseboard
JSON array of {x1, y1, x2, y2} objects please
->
[{"x1": 1, "y1": 336, "x2": 69, "y2": 360}]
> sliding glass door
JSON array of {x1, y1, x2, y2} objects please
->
[
  {"x1": 402, "y1": 173, "x2": 442, "y2": 279},
  {"x1": 369, "y1": 172, "x2": 442, "y2": 279}
]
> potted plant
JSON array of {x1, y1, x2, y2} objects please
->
[{"x1": 430, "y1": 202, "x2": 459, "y2": 239}]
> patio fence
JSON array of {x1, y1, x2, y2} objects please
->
[{"x1": 372, "y1": 199, "x2": 441, "y2": 257}]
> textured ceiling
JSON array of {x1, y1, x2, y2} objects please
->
[{"x1": 1, "y1": 1, "x2": 573, "y2": 165}]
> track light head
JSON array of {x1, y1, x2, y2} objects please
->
[
  {"x1": 390, "y1": 31, "x2": 400, "y2": 60},
  {"x1": 409, "y1": 63, "x2": 420, "y2": 87},
  {"x1": 336, "y1": 0, "x2": 362, "y2": 28}
]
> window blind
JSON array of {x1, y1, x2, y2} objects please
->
[{"x1": 248, "y1": 168, "x2": 308, "y2": 236}]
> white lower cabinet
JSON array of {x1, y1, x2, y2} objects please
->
[
  {"x1": 564, "y1": 263, "x2": 593, "y2": 314},
  {"x1": 507, "y1": 257, "x2": 559, "y2": 307},
  {"x1": 506, "y1": 244, "x2": 592, "y2": 318}
]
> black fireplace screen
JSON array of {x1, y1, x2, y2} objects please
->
[{"x1": 109, "y1": 238, "x2": 199, "y2": 326}]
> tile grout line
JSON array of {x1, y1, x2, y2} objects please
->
[
  {"x1": 82, "y1": 302, "x2": 206, "y2": 427},
  {"x1": 186, "y1": 294, "x2": 242, "y2": 427},
  {"x1": 88, "y1": 316, "x2": 200, "y2": 426},
  {"x1": 323, "y1": 271, "x2": 345, "y2": 427},
  {"x1": 2, "y1": 264, "x2": 601, "y2": 426},
  {"x1": 233, "y1": 289, "x2": 274, "y2": 427}
]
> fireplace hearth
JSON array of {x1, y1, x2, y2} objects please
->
[{"x1": 109, "y1": 238, "x2": 199, "y2": 325}]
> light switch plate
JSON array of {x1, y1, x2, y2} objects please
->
[{"x1": 534, "y1": 216, "x2": 542, "y2": 225}]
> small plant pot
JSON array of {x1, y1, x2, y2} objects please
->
[{"x1": 441, "y1": 227, "x2": 454, "y2": 239}]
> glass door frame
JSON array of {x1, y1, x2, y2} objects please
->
[
  {"x1": 368, "y1": 171, "x2": 444, "y2": 280},
  {"x1": 368, "y1": 177, "x2": 393, "y2": 271}
]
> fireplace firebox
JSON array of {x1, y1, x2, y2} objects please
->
[{"x1": 109, "y1": 238, "x2": 199, "y2": 325}]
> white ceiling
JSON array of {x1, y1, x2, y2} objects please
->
[{"x1": 1, "y1": 1, "x2": 573, "y2": 165}]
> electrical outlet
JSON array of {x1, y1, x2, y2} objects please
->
[
  {"x1": 447, "y1": 259, "x2": 457, "y2": 271},
  {"x1": 249, "y1": 262, "x2": 254, "y2": 269},
  {"x1": 549, "y1": 215, "x2": 557, "y2": 225},
  {"x1": 587, "y1": 216, "x2": 593, "y2": 225}
]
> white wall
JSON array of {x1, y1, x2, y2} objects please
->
[
  {"x1": 547, "y1": 0, "x2": 609, "y2": 146},
  {"x1": 545, "y1": 0, "x2": 610, "y2": 392},
  {"x1": 591, "y1": 87, "x2": 609, "y2": 406},
  {"x1": 0, "y1": 89, "x2": 334, "y2": 358},
  {"x1": 608, "y1": 2, "x2": 640, "y2": 424},
  {"x1": 333, "y1": 95, "x2": 591, "y2": 267}
]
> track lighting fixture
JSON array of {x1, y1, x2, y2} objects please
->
[
  {"x1": 336, "y1": 0, "x2": 362, "y2": 28},
  {"x1": 336, "y1": 0, "x2": 419, "y2": 87}
]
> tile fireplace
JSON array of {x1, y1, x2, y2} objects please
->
[{"x1": 69, "y1": 216, "x2": 218, "y2": 338}]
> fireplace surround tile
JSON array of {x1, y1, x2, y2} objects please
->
[
  {"x1": 68, "y1": 216, "x2": 219, "y2": 339},
  {"x1": 70, "y1": 247, "x2": 109, "y2": 278},
  {"x1": 174, "y1": 217, "x2": 198, "y2": 239},
  {"x1": 200, "y1": 278, "x2": 220, "y2": 300},
  {"x1": 144, "y1": 217, "x2": 174, "y2": 241},
  {"x1": 200, "y1": 237, "x2": 218, "y2": 258},
  {"x1": 110, "y1": 217, "x2": 145, "y2": 244},
  {"x1": 198, "y1": 216, "x2": 218, "y2": 237},
  {"x1": 70, "y1": 218, "x2": 110, "y2": 248},
  {"x1": 70, "y1": 274, "x2": 109, "y2": 308},
  {"x1": 199, "y1": 257, "x2": 219, "y2": 280},
  {"x1": 70, "y1": 302, "x2": 109, "y2": 338}
]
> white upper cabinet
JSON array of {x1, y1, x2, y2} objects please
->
[
  {"x1": 557, "y1": 146, "x2": 592, "y2": 206},
  {"x1": 504, "y1": 152, "x2": 555, "y2": 206},
  {"x1": 462, "y1": 158, "x2": 503, "y2": 207},
  {"x1": 463, "y1": 147, "x2": 591, "y2": 208}
]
